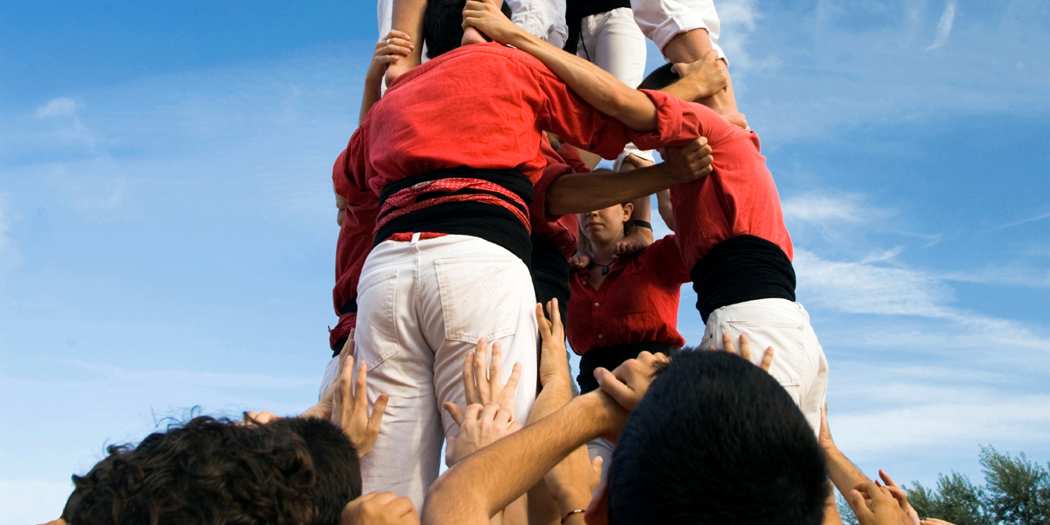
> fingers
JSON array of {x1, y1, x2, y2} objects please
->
[
  {"x1": 474, "y1": 341, "x2": 490, "y2": 402},
  {"x1": 721, "y1": 331, "x2": 735, "y2": 354},
  {"x1": 501, "y1": 362, "x2": 522, "y2": 401},
  {"x1": 758, "y1": 346, "x2": 774, "y2": 371},
  {"x1": 595, "y1": 367, "x2": 635, "y2": 409},
  {"x1": 368, "y1": 393, "x2": 389, "y2": 433},
  {"x1": 879, "y1": 469, "x2": 899, "y2": 488},
  {"x1": 547, "y1": 298, "x2": 563, "y2": 335},
  {"x1": 354, "y1": 361, "x2": 369, "y2": 415},
  {"x1": 488, "y1": 341, "x2": 503, "y2": 392},
  {"x1": 737, "y1": 334, "x2": 753, "y2": 361},
  {"x1": 443, "y1": 401, "x2": 465, "y2": 426},
  {"x1": 464, "y1": 343, "x2": 480, "y2": 404},
  {"x1": 536, "y1": 303, "x2": 552, "y2": 337},
  {"x1": 847, "y1": 488, "x2": 875, "y2": 522}
]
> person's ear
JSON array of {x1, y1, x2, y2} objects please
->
[{"x1": 621, "y1": 202, "x2": 634, "y2": 222}]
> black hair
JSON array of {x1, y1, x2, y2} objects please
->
[
  {"x1": 638, "y1": 62, "x2": 679, "y2": 91},
  {"x1": 423, "y1": 0, "x2": 513, "y2": 59},
  {"x1": 607, "y1": 351, "x2": 828, "y2": 525},
  {"x1": 64, "y1": 416, "x2": 360, "y2": 524}
]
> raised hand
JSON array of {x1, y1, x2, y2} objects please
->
[
  {"x1": 662, "y1": 136, "x2": 714, "y2": 184},
  {"x1": 443, "y1": 402, "x2": 519, "y2": 466},
  {"x1": 879, "y1": 469, "x2": 921, "y2": 525},
  {"x1": 331, "y1": 353, "x2": 389, "y2": 458},
  {"x1": 848, "y1": 481, "x2": 912, "y2": 525},
  {"x1": 536, "y1": 300, "x2": 571, "y2": 388},
  {"x1": 710, "y1": 331, "x2": 775, "y2": 372},
  {"x1": 463, "y1": 337, "x2": 522, "y2": 411}
]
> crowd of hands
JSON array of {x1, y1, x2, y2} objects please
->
[{"x1": 219, "y1": 300, "x2": 950, "y2": 525}]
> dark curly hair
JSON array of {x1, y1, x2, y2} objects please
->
[{"x1": 63, "y1": 416, "x2": 360, "y2": 524}]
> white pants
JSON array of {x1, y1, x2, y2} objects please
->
[
  {"x1": 509, "y1": 0, "x2": 568, "y2": 48},
  {"x1": 700, "y1": 299, "x2": 828, "y2": 434},
  {"x1": 631, "y1": 0, "x2": 726, "y2": 60},
  {"x1": 575, "y1": 7, "x2": 653, "y2": 165},
  {"x1": 346, "y1": 234, "x2": 539, "y2": 510}
]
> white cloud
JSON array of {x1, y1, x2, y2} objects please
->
[
  {"x1": 782, "y1": 192, "x2": 874, "y2": 224},
  {"x1": 989, "y1": 210, "x2": 1050, "y2": 231},
  {"x1": 34, "y1": 97, "x2": 79, "y2": 119},
  {"x1": 925, "y1": 0, "x2": 958, "y2": 51}
]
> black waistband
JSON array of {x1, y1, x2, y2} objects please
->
[
  {"x1": 577, "y1": 342, "x2": 677, "y2": 393},
  {"x1": 564, "y1": 0, "x2": 632, "y2": 53},
  {"x1": 690, "y1": 235, "x2": 796, "y2": 322},
  {"x1": 376, "y1": 168, "x2": 534, "y2": 266}
]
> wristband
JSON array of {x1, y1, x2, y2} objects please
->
[
  {"x1": 561, "y1": 509, "x2": 586, "y2": 523},
  {"x1": 627, "y1": 219, "x2": 653, "y2": 230}
]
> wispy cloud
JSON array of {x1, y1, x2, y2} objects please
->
[
  {"x1": 34, "y1": 97, "x2": 79, "y2": 119},
  {"x1": 988, "y1": 210, "x2": 1050, "y2": 231},
  {"x1": 926, "y1": 0, "x2": 958, "y2": 51},
  {"x1": 782, "y1": 192, "x2": 879, "y2": 225}
]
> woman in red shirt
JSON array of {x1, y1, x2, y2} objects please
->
[{"x1": 568, "y1": 202, "x2": 690, "y2": 394}]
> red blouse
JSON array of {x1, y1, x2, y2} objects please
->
[{"x1": 567, "y1": 236, "x2": 690, "y2": 355}]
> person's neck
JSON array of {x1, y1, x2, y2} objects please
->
[{"x1": 590, "y1": 240, "x2": 619, "y2": 265}]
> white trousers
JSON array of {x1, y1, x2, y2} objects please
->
[
  {"x1": 508, "y1": 0, "x2": 568, "y2": 48},
  {"x1": 575, "y1": 7, "x2": 653, "y2": 165},
  {"x1": 344, "y1": 234, "x2": 538, "y2": 510},
  {"x1": 631, "y1": 0, "x2": 727, "y2": 60},
  {"x1": 700, "y1": 299, "x2": 828, "y2": 434}
]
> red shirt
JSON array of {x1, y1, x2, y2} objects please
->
[
  {"x1": 567, "y1": 236, "x2": 690, "y2": 355},
  {"x1": 532, "y1": 140, "x2": 588, "y2": 258},
  {"x1": 339, "y1": 42, "x2": 709, "y2": 219},
  {"x1": 329, "y1": 150, "x2": 378, "y2": 351},
  {"x1": 668, "y1": 105, "x2": 793, "y2": 269}
]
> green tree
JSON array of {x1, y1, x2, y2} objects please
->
[
  {"x1": 909, "y1": 472, "x2": 991, "y2": 525},
  {"x1": 980, "y1": 447, "x2": 1050, "y2": 525}
]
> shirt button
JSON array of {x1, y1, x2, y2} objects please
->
[{"x1": 593, "y1": 302, "x2": 600, "y2": 308}]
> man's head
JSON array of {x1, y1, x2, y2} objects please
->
[
  {"x1": 64, "y1": 416, "x2": 361, "y2": 524},
  {"x1": 606, "y1": 351, "x2": 828, "y2": 525},
  {"x1": 423, "y1": 0, "x2": 512, "y2": 59}
]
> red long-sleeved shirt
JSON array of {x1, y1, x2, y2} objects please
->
[
  {"x1": 668, "y1": 104, "x2": 793, "y2": 269},
  {"x1": 532, "y1": 140, "x2": 588, "y2": 258},
  {"x1": 567, "y1": 236, "x2": 690, "y2": 355},
  {"x1": 338, "y1": 41, "x2": 708, "y2": 220},
  {"x1": 329, "y1": 149, "x2": 378, "y2": 352}
]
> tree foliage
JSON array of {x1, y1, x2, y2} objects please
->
[{"x1": 903, "y1": 447, "x2": 1050, "y2": 525}]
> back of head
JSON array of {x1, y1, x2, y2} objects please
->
[
  {"x1": 607, "y1": 351, "x2": 827, "y2": 525},
  {"x1": 638, "y1": 63, "x2": 679, "y2": 92},
  {"x1": 65, "y1": 416, "x2": 360, "y2": 524},
  {"x1": 423, "y1": 0, "x2": 512, "y2": 59}
]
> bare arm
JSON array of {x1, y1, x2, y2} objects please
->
[
  {"x1": 422, "y1": 393, "x2": 620, "y2": 525},
  {"x1": 546, "y1": 138, "x2": 712, "y2": 216},
  {"x1": 820, "y1": 406, "x2": 872, "y2": 497},
  {"x1": 462, "y1": 0, "x2": 657, "y2": 131},
  {"x1": 359, "y1": 31, "x2": 415, "y2": 125},
  {"x1": 384, "y1": 0, "x2": 427, "y2": 85}
]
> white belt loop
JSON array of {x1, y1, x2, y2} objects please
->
[{"x1": 410, "y1": 232, "x2": 422, "y2": 244}]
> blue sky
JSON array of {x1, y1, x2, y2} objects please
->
[{"x1": 1, "y1": 0, "x2": 1048, "y2": 522}]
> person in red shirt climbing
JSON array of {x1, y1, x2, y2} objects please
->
[
  {"x1": 464, "y1": 0, "x2": 829, "y2": 436},
  {"x1": 335, "y1": 0, "x2": 722, "y2": 508}
]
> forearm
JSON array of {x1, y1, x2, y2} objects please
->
[
  {"x1": 825, "y1": 445, "x2": 870, "y2": 497},
  {"x1": 358, "y1": 72, "x2": 384, "y2": 125},
  {"x1": 503, "y1": 29, "x2": 657, "y2": 131},
  {"x1": 391, "y1": 0, "x2": 426, "y2": 65},
  {"x1": 547, "y1": 164, "x2": 677, "y2": 216},
  {"x1": 822, "y1": 482, "x2": 844, "y2": 525},
  {"x1": 423, "y1": 394, "x2": 611, "y2": 525}
]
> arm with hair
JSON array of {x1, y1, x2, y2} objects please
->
[
  {"x1": 384, "y1": 0, "x2": 427, "y2": 85},
  {"x1": 463, "y1": 0, "x2": 656, "y2": 131},
  {"x1": 422, "y1": 393, "x2": 620, "y2": 525},
  {"x1": 546, "y1": 138, "x2": 713, "y2": 216}
]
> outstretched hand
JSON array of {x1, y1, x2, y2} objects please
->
[
  {"x1": 463, "y1": 337, "x2": 522, "y2": 411},
  {"x1": 708, "y1": 331, "x2": 775, "y2": 372},
  {"x1": 879, "y1": 469, "x2": 921, "y2": 525},
  {"x1": 848, "y1": 481, "x2": 913, "y2": 525},
  {"x1": 443, "y1": 402, "x2": 519, "y2": 466},
  {"x1": 331, "y1": 353, "x2": 389, "y2": 458},
  {"x1": 536, "y1": 299, "x2": 571, "y2": 388}
]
